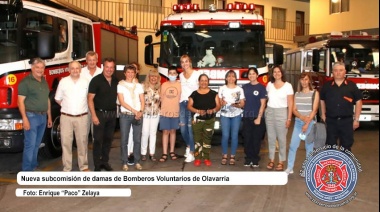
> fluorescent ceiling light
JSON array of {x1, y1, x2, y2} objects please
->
[
  {"x1": 195, "y1": 32, "x2": 211, "y2": 38},
  {"x1": 349, "y1": 44, "x2": 365, "y2": 49}
]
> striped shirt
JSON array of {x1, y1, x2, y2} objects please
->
[{"x1": 295, "y1": 91, "x2": 314, "y2": 116}]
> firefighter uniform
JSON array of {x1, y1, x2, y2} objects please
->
[{"x1": 320, "y1": 79, "x2": 362, "y2": 151}]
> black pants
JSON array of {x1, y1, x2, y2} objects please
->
[
  {"x1": 93, "y1": 110, "x2": 117, "y2": 167},
  {"x1": 243, "y1": 117, "x2": 266, "y2": 165},
  {"x1": 326, "y1": 117, "x2": 354, "y2": 151}
]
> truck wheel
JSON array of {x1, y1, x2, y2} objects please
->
[{"x1": 39, "y1": 116, "x2": 62, "y2": 158}]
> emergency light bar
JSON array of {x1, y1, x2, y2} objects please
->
[
  {"x1": 172, "y1": 3, "x2": 255, "y2": 13},
  {"x1": 227, "y1": 3, "x2": 255, "y2": 12},
  {"x1": 172, "y1": 4, "x2": 200, "y2": 13}
]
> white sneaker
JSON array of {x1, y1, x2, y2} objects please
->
[
  {"x1": 285, "y1": 168, "x2": 294, "y2": 175},
  {"x1": 184, "y1": 147, "x2": 190, "y2": 158},
  {"x1": 184, "y1": 154, "x2": 195, "y2": 163}
]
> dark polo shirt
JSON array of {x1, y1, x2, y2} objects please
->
[
  {"x1": 18, "y1": 74, "x2": 49, "y2": 112},
  {"x1": 320, "y1": 79, "x2": 362, "y2": 118},
  {"x1": 88, "y1": 73, "x2": 118, "y2": 111}
]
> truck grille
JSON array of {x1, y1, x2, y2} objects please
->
[{"x1": 0, "y1": 88, "x2": 12, "y2": 105}]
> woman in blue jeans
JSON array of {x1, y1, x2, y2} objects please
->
[
  {"x1": 179, "y1": 55, "x2": 200, "y2": 163},
  {"x1": 117, "y1": 65, "x2": 145, "y2": 171},
  {"x1": 218, "y1": 70, "x2": 245, "y2": 165},
  {"x1": 286, "y1": 72, "x2": 319, "y2": 175}
]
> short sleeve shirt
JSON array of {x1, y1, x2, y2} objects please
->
[
  {"x1": 242, "y1": 83, "x2": 267, "y2": 118},
  {"x1": 88, "y1": 74, "x2": 118, "y2": 110},
  {"x1": 18, "y1": 74, "x2": 49, "y2": 112},
  {"x1": 117, "y1": 81, "x2": 144, "y2": 112},
  {"x1": 320, "y1": 80, "x2": 362, "y2": 118},
  {"x1": 55, "y1": 76, "x2": 89, "y2": 115},
  {"x1": 143, "y1": 86, "x2": 161, "y2": 116},
  {"x1": 179, "y1": 71, "x2": 200, "y2": 102},
  {"x1": 266, "y1": 81, "x2": 294, "y2": 108},
  {"x1": 218, "y1": 85, "x2": 245, "y2": 117},
  {"x1": 160, "y1": 81, "x2": 181, "y2": 117},
  {"x1": 80, "y1": 66, "x2": 102, "y2": 84},
  {"x1": 189, "y1": 89, "x2": 218, "y2": 120}
]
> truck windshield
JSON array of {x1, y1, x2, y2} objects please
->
[
  {"x1": 331, "y1": 42, "x2": 379, "y2": 75},
  {"x1": 159, "y1": 27, "x2": 266, "y2": 69},
  {"x1": 0, "y1": 6, "x2": 19, "y2": 64}
]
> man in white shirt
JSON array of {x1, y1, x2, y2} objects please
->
[
  {"x1": 55, "y1": 61, "x2": 90, "y2": 171},
  {"x1": 80, "y1": 51, "x2": 102, "y2": 143}
]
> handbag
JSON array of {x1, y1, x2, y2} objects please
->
[
  {"x1": 305, "y1": 90, "x2": 327, "y2": 148},
  {"x1": 306, "y1": 121, "x2": 327, "y2": 149}
]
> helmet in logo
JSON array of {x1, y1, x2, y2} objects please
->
[{"x1": 362, "y1": 90, "x2": 370, "y2": 100}]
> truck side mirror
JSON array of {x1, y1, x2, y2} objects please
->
[
  {"x1": 145, "y1": 35, "x2": 153, "y2": 44},
  {"x1": 273, "y1": 44, "x2": 284, "y2": 65},
  {"x1": 37, "y1": 31, "x2": 55, "y2": 59},
  {"x1": 312, "y1": 49, "x2": 320, "y2": 72},
  {"x1": 145, "y1": 44, "x2": 153, "y2": 65}
]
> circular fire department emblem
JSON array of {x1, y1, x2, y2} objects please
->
[{"x1": 305, "y1": 149, "x2": 357, "y2": 203}]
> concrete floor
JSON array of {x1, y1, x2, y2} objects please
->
[{"x1": 0, "y1": 122, "x2": 378, "y2": 212}]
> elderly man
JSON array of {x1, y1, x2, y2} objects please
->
[
  {"x1": 55, "y1": 61, "x2": 90, "y2": 171},
  {"x1": 18, "y1": 58, "x2": 52, "y2": 171},
  {"x1": 80, "y1": 51, "x2": 103, "y2": 143},
  {"x1": 320, "y1": 62, "x2": 363, "y2": 151}
]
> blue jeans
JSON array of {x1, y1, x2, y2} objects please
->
[
  {"x1": 179, "y1": 101, "x2": 194, "y2": 151},
  {"x1": 120, "y1": 114, "x2": 142, "y2": 164},
  {"x1": 287, "y1": 118, "x2": 314, "y2": 171},
  {"x1": 220, "y1": 115, "x2": 241, "y2": 155},
  {"x1": 22, "y1": 112, "x2": 47, "y2": 171}
]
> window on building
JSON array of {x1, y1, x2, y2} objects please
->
[
  {"x1": 272, "y1": 7, "x2": 286, "y2": 29},
  {"x1": 255, "y1": 4, "x2": 264, "y2": 17},
  {"x1": 130, "y1": 0, "x2": 162, "y2": 13},
  {"x1": 330, "y1": 0, "x2": 349, "y2": 14},
  {"x1": 178, "y1": 0, "x2": 191, "y2": 4},
  {"x1": 204, "y1": 0, "x2": 225, "y2": 9}
]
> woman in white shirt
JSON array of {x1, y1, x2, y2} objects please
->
[
  {"x1": 218, "y1": 70, "x2": 245, "y2": 165},
  {"x1": 179, "y1": 54, "x2": 200, "y2": 163},
  {"x1": 117, "y1": 65, "x2": 145, "y2": 171},
  {"x1": 265, "y1": 66, "x2": 294, "y2": 171}
]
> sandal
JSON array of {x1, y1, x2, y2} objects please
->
[
  {"x1": 141, "y1": 155, "x2": 147, "y2": 161},
  {"x1": 169, "y1": 152, "x2": 178, "y2": 160},
  {"x1": 229, "y1": 156, "x2": 235, "y2": 165},
  {"x1": 159, "y1": 154, "x2": 168, "y2": 162},
  {"x1": 267, "y1": 161, "x2": 275, "y2": 170},
  {"x1": 149, "y1": 155, "x2": 157, "y2": 162},
  {"x1": 275, "y1": 163, "x2": 284, "y2": 171},
  {"x1": 221, "y1": 155, "x2": 228, "y2": 165}
]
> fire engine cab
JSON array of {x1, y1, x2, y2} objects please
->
[
  {"x1": 285, "y1": 33, "x2": 379, "y2": 122},
  {"x1": 144, "y1": 2, "x2": 283, "y2": 131},
  {"x1": 0, "y1": 0, "x2": 138, "y2": 156}
]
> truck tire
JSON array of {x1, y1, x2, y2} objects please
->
[{"x1": 39, "y1": 116, "x2": 62, "y2": 158}]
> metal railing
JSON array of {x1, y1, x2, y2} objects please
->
[{"x1": 61, "y1": 0, "x2": 309, "y2": 42}]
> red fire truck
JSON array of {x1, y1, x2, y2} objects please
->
[
  {"x1": 144, "y1": 2, "x2": 283, "y2": 131},
  {"x1": 285, "y1": 33, "x2": 379, "y2": 122},
  {"x1": 0, "y1": 0, "x2": 138, "y2": 157}
]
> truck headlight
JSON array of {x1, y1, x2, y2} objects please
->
[
  {"x1": 214, "y1": 120, "x2": 220, "y2": 130},
  {"x1": 0, "y1": 119, "x2": 23, "y2": 130}
]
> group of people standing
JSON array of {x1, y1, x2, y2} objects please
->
[{"x1": 18, "y1": 52, "x2": 362, "y2": 174}]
